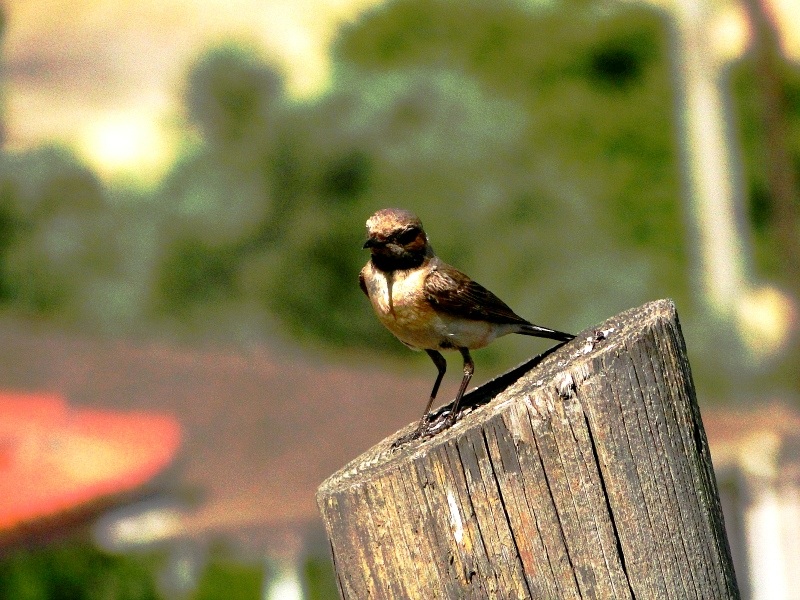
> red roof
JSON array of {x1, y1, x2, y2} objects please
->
[{"x1": 0, "y1": 391, "x2": 180, "y2": 533}]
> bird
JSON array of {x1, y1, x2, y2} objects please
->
[{"x1": 359, "y1": 208, "x2": 575, "y2": 440}]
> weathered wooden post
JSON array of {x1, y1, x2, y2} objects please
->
[{"x1": 317, "y1": 300, "x2": 740, "y2": 599}]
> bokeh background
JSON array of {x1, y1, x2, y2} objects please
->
[{"x1": 1, "y1": 0, "x2": 800, "y2": 598}]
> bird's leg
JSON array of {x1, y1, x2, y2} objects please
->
[
  {"x1": 416, "y1": 349, "x2": 447, "y2": 434},
  {"x1": 447, "y1": 348, "x2": 474, "y2": 426}
]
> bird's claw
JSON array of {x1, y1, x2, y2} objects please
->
[
  {"x1": 391, "y1": 428, "x2": 421, "y2": 448},
  {"x1": 391, "y1": 409, "x2": 462, "y2": 449},
  {"x1": 427, "y1": 409, "x2": 456, "y2": 433}
]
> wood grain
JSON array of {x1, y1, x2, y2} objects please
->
[{"x1": 317, "y1": 300, "x2": 740, "y2": 599}]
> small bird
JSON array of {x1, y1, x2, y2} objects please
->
[{"x1": 359, "y1": 208, "x2": 574, "y2": 439}]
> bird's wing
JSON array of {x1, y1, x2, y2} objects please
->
[{"x1": 423, "y1": 263, "x2": 529, "y2": 325}]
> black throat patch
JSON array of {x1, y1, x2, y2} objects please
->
[{"x1": 371, "y1": 251, "x2": 426, "y2": 273}]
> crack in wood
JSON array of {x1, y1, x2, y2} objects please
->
[
  {"x1": 582, "y1": 408, "x2": 636, "y2": 600},
  {"x1": 480, "y1": 424, "x2": 535, "y2": 599}
]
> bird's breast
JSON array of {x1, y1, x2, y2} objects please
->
[
  {"x1": 361, "y1": 264, "x2": 509, "y2": 350},
  {"x1": 364, "y1": 266, "x2": 430, "y2": 326}
]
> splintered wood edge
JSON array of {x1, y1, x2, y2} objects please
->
[{"x1": 317, "y1": 298, "x2": 678, "y2": 500}]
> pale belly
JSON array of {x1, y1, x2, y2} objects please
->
[{"x1": 362, "y1": 265, "x2": 512, "y2": 350}]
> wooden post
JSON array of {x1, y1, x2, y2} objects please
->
[{"x1": 317, "y1": 300, "x2": 740, "y2": 599}]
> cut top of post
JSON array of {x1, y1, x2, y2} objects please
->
[{"x1": 318, "y1": 298, "x2": 680, "y2": 496}]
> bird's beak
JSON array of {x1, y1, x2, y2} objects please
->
[{"x1": 363, "y1": 237, "x2": 381, "y2": 249}]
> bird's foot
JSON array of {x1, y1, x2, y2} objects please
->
[
  {"x1": 392, "y1": 428, "x2": 422, "y2": 448},
  {"x1": 430, "y1": 409, "x2": 457, "y2": 432},
  {"x1": 391, "y1": 409, "x2": 463, "y2": 449}
]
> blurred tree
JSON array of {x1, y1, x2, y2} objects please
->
[
  {"x1": 140, "y1": 0, "x2": 687, "y2": 360},
  {"x1": 157, "y1": 238, "x2": 239, "y2": 315},
  {"x1": 266, "y1": 0, "x2": 684, "y2": 356},
  {"x1": 0, "y1": 147, "x2": 118, "y2": 324},
  {"x1": 169, "y1": 43, "x2": 291, "y2": 247},
  {"x1": 185, "y1": 44, "x2": 284, "y2": 161},
  {"x1": 334, "y1": 0, "x2": 682, "y2": 263},
  {"x1": 150, "y1": 45, "x2": 298, "y2": 337},
  {"x1": 731, "y1": 34, "x2": 800, "y2": 287}
]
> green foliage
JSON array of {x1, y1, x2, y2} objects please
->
[
  {"x1": 156, "y1": 239, "x2": 239, "y2": 314},
  {"x1": 0, "y1": 540, "x2": 340, "y2": 600},
  {"x1": 343, "y1": 0, "x2": 680, "y2": 254},
  {"x1": 0, "y1": 542, "x2": 160, "y2": 600},
  {"x1": 294, "y1": 0, "x2": 685, "y2": 347},
  {"x1": 303, "y1": 555, "x2": 339, "y2": 600},
  {"x1": 0, "y1": 183, "x2": 20, "y2": 302},
  {"x1": 0, "y1": 147, "x2": 117, "y2": 323},
  {"x1": 729, "y1": 57, "x2": 800, "y2": 279},
  {"x1": 191, "y1": 558, "x2": 262, "y2": 600},
  {"x1": 185, "y1": 43, "x2": 284, "y2": 157}
]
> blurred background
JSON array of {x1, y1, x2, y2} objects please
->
[{"x1": 0, "y1": 0, "x2": 799, "y2": 597}]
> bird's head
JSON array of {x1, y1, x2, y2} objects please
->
[{"x1": 363, "y1": 208, "x2": 431, "y2": 271}]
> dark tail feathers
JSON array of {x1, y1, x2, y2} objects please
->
[{"x1": 518, "y1": 323, "x2": 575, "y2": 342}]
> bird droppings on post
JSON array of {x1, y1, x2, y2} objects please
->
[
  {"x1": 580, "y1": 327, "x2": 616, "y2": 354},
  {"x1": 572, "y1": 362, "x2": 592, "y2": 387},
  {"x1": 446, "y1": 489, "x2": 464, "y2": 545},
  {"x1": 554, "y1": 371, "x2": 576, "y2": 399}
]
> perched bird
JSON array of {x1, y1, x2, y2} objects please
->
[{"x1": 359, "y1": 208, "x2": 574, "y2": 439}]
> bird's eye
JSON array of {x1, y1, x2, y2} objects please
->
[{"x1": 396, "y1": 227, "x2": 420, "y2": 244}]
